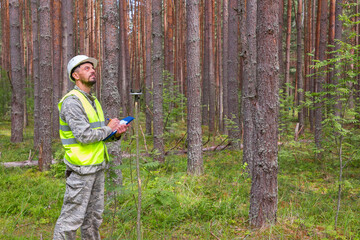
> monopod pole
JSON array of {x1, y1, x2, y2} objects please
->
[{"x1": 130, "y1": 90, "x2": 142, "y2": 240}]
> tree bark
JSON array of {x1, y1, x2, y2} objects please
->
[
  {"x1": 296, "y1": 0, "x2": 304, "y2": 136},
  {"x1": 52, "y1": 0, "x2": 61, "y2": 139},
  {"x1": 152, "y1": 0, "x2": 165, "y2": 162},
  {"x1": 102, "y1": 0, "x2": 122, "y2": 184},
  {"x1": 145, "y1": 0, "x2": 152, "y2": 135},
  {"x1": 284, "y1": 0, "x2": 292, "y2": 96},
  {"x1": 38, "y1": 0, "x2": 53, "y2": 171},
  {"x1": 31, "y1": 0, "x2": 40, "y2": 147},
  {"x1": 119, "y1": 0, "x2": 131, "y2": 116},
  {"x1": 314, "y1": 0, "x2": 328, "y2": 155},
  {"x1": 9, "y1": 0, "x2": 24, "y2": 143},
  {"x1": 249, "y1": 0, "x2": 279, "y2": 227},
  {"x1": 186, "y1": 0, "x2": 203, "y2": 176},
  {"x1": 164, "y1": 0, "x2": 174, "y2": 76},
  {"x1": 1, "y1": 0, "x2": 10, "y2": 73},
  {"x1": 78, "y1": 0, "x2": 85, "y2": 53},
  {"x1": 61, "y1": 0, "x2": 74, "y2": 95},
  {"x1": 202, "y1": 0, "x2": 216, "y2": 133},
  {"x1": 227, "y1": 0, "x2": 241, "y2": 149},
  {"x1": 241, "y1": 0, "x2": 257, "y2": 173},
  {"x1": 222, "y1": 0, "x2": 229, "y2": 134},
  {"x1": 334, "y1": 0, "x2": 343, "y2": 117}
]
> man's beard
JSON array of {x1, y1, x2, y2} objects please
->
[{"x1": 81, "y1": 76, "x2": 96, "y2": 87}]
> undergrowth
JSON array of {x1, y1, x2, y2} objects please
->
[{"x1": 0, "y1": 121, "x2": 359, "y2": 239}]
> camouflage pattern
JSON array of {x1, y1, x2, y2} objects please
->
[
  {"x1": 53, "y1": 170, "x2": 105, "y2": 240},
  {"x1": 54, "y1": 86, "x2": 116, "y2": 239}
]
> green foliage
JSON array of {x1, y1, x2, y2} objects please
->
[
  {"x1": 162, "y1": 70, "x2": 187, "y2": 136},
  {"x1": 0, "y1": 69, "x2": 12, "y2": 121},
  {"x1": 0, "y1": 69, "x2": 34, "y2": 122},
  {"x1": 0, "y1": 120, "x2": 360, "y2": 239},
  {"x1": 279, "y1": 85, "x2": 298, "y2": 140},
  {"x1": 0, "y1": 166, "x2": 64, "y2": 239}
]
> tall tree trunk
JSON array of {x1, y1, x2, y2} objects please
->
[
  {"x1": 85, "y1": 0, "x2": 93, "y2": 55},
  {"x1": 334, "y1": 0, "x2": 343, "y2": 117},
  {"x1": 328, "y1": 0, "x2": 336, "y2": 113},
  {"x1": 152, "y1": 0, "x2": 165, "y2": 162},
  {"x1": 164, "y1": 0, "x2": 174, "y2": 76},
  {"x1": 201, "y1": 0, "x2": 209, "y2": 126},
  {"x1": 119, "y1": 0, "x2": 131, "y2": 116},
  {"x1": 186, "y1": 0, "x2": 203, "y2": 176},
  {"x1": 145, "y1": 0, "x2": 152, "y2": 135},
  {"x1": 284, "y1": 0, "x2": 292, "y2": 96},
  {"x1": 241, "y1": 0, "x2": 257, "y2": 173},
  {"x1": 102, "y1": 0, "x2": 122, "y2": 184},
  {"x1": 24, "y1": 0, "x2": 33, "y2": 125},
  {"x1": 31, "y1": 0, "x2": 40, "y2": 147},
  {"x1": 222, "y1": 0, "x2": 229, "y2": 134},
  {"x1": 304, "y1": 0, "x2": 311, "y2": 125},
  {"x1": 203, "y1": 0, "x2": 216, "y2": 133},
  {"x1": 38, "y1": 0, "x2": 53, "y2": 171},
  {"x1": 78, "y1": 0, "x2": 85, "y2": 53},
  {"x1": 1, "y1": 0, "x2": 10, "y2": 73},
  {"x1": 52, "y1": 0, "x2": 61, "y2": 138},
  {"x1": 95, "y1": 0, "x2": 101, "y2": 97},
  {"x1": 227, "y1": 0, "x2": 241, "y2": 149},
  {"x1": 314, "y1": 0, "x2": 328, "y2": 155},
  {"x1": 297, "y1": 0, "x2": 304, "y2": 136},
  {"x1": 278, "y1": 0, "x2": 284, "y2": 78},
  {"x1": 61, "y1": 0, "x2": 74, "y2": 94},
  {"x1": 9, "y1": 0, "x2": 24, "y2": 143},
  {"x1": 216, "y1": 0, "x2": 223, "y2": 133},
  {"x1": 249, "y1": 0, "x2": 280, "y2": 227}
]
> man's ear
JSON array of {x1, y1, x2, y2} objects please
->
[{"x1": 72, "y1": 71, "x2": 79, "y2": 80}]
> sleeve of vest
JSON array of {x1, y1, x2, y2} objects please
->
[{"x1": 61, "y1": 96, "x2": 113, "y2": 144}]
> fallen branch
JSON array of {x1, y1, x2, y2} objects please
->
[{"x1": 2, "y1": 159, "x2": 58, "y2": 168}]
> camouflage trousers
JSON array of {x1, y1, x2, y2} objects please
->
[{"x1": 53, "y1": 169, "x2": 105, "y2": 240}]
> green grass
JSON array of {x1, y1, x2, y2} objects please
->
[{"x1": 0, "y1": 121, "x2": 359, "y2": 239}]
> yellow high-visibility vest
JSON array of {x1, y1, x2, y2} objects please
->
[{"x1": 58, "y1": 89, "x2": 109, "y2": 166}]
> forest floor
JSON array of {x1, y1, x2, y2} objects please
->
[{"x1": 0, "y1": 120, "x2": 359, "y2": 239}]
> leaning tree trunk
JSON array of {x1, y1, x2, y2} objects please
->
[
  {"x1": 186, "y1": 0, "x2": 203, "y2": 176},
  {"x1": 9, "y1": 0, "x2": 24, "y2": 143},
  {"x1": 249, "y1": 0, "x2": 280, "y2": 227},
  {"x1": 38, "y1": 0, "x2": 53, "y2": 171}
]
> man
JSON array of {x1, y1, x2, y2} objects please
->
[{"x1": 53, "y1": 55, "x2": 129, "y2": 239}]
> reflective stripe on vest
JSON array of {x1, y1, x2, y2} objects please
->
[{"x1": 58, "y1": 89, "x2": 109, "y2": 166}]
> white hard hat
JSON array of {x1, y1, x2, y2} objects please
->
[{"x1": 67, "y1": 55, "x2": 98, "y2": 82}]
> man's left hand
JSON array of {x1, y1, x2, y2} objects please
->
[{"x1": 114, "y1": 123, "x2": 131, "y2": 137}]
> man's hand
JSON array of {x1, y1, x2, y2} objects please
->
[
  {"x1": 107, "y1": 118, "x2": 121, "y2": 132},
  {"x1": 114, "y1": 123, "x2": 131, "y2": 137}
]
